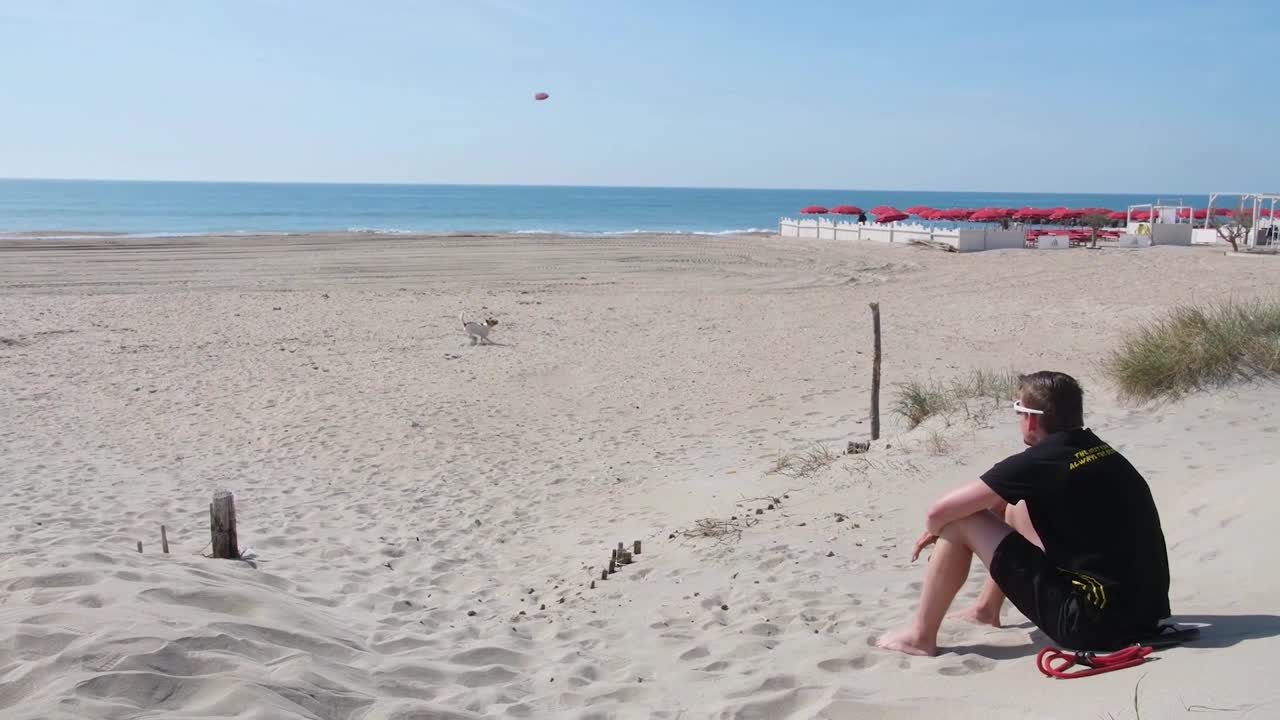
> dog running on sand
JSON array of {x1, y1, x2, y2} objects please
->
[{"x1": 461, "y1": 313, "x2": 499, "y2": 345}]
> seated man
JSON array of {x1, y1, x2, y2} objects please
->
[{"x1": 877, "y1": 371, "x2": 1170, "y2": 656}]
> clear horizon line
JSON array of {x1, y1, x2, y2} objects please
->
[{"x1": 0, "y1": 175, "x2": 1201, "y2": 198}]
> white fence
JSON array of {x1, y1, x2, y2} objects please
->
[
  {"x1": 1191, "y1": 229, "x2": 1220, "y2": 246},
  {"x1": 778, "y1": 216, "x2": 1246, "y2": 252},
  {"x1": 778, "y1": 218, "x2": 1028, "y2": 253}
]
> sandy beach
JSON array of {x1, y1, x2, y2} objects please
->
[{"x1": 2, "y1": 231, "x2": 1278, "y2": 719}]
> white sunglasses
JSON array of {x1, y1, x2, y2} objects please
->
[{"x1": 1013, "y1": 400, "x2": 1044, "y2": 415}]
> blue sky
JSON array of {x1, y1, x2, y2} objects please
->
[{"x1": 1, "y1": 0, "x2": 1276, "y2": 192}]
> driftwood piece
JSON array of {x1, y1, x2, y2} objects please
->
[{"x1": 160, "y1": 525, "x2": 170, "y2": 554}]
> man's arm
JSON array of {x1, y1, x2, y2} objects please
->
[{"x1": 924, "y1": 480, "x2": 1005, "y2": 536}]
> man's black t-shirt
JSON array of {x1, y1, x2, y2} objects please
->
[{"x1": 981, "y1": 428, "x2": 1171, "y2": 625}]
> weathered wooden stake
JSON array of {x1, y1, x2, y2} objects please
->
[
  {"x1": 136, "y1": 541, "x2": 143, "y2": 553},
  {"x1": 210, "y1": 490, "x2": 241, "y2": 560},
  {"x1": 633, "y1": 540, "x2": 642, "y2": 555},
  {"x1": 160, "y1": 525, "x2": 170, "y2": 554},
  {"x1": 600, "y1": 569, "x2": 608, "y2": 581},
  {"x1": 870, "y1": 302, "x2": 882, "y2": 441},
  {"x1": 608, "y1": 556, "x2": 616, "y2": 574},
  {"x1": 617, "y1": 550, "x2": 633, "y2": 564}
]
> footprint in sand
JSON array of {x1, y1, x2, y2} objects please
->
[
  {"x1": 938, "y1": 656, "x2": 994, "y2": 675},
  {"x1": 679, "y1": 645, "x2": 710, "y2": 661},
  {"x1": 747, "y1": 623, "x2": 781, "y2": 637},
  {"x1": 817, "y1": 655, "x2": 873, "y2": 672}
]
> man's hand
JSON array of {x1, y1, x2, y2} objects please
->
[
  {"x1": 911, "y1": 531, "x2": 938, "y2": 562},
  {"x1": 924, "y1": 480, "x2": 1003, "y2": 536}
]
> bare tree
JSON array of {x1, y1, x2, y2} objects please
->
[
  {"x1": 1083, "y1": 212, "x2": 1111, "y2": 249},
  {"x1": 1213, "y1": 210, "x2": 1254, "y2": 252}
]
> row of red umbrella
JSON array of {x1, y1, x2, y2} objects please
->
[
  {"x1": 799, "y1": 204, "x2": 908, "y2": 224},
  {"x1": 798, "y1": 204, "x2": 1265, "y2": 223}
]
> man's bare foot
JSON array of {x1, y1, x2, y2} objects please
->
[
  {"x1": 875, "y1": 628, "x2": 938, "y2": 657},
  {"x1": 952, "y1": 605, "x2": 1002, "y2": 628}
]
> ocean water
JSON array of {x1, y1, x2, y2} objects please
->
[{"x1": 0, "y1": 179, "x2": 1206, "y2": 237}]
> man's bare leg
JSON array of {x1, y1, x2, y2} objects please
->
[
  {"x1": 954, "y1": 501, "x2": 1043, "y2": 628},
  {"x1": 876, "y1": 511, "x2": 1015, "y2": 656}
]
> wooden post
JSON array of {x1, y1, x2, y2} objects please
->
[
  {"x1": 136, "y1": 541, "x2": 143, "y2": 553},
  {"x1": 633, "y1": 540, "x2": 641, "y2": 555},
  {"x1": 870, "y1": 302, "x2": 882, "y2": 441},
  {"x1": 160, "y1": 525, "x2": 170, "y2": 554},
  {"x1": 600, "y1": 569, "x2": 608, "y2": 581},
  {"x1": 210, "y1": 490, "x2": 241, "y2": 560},
  {"x1": 618, "y1": 550, "x2": 632, "y2": 564},
  {"x1": 608, "y1": 556, "x2": 616, "y2": 574}
]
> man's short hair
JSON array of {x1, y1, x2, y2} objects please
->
[{"x1": 1019, "y1": 371, "x2": 1084, "y2": 433}]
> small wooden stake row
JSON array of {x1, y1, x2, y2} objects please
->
[{"x1": 598, "y1": 539, "x2": 642, "y2": 582}]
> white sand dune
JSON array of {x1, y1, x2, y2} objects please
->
[{"x1": 2, "y1": 232, "x2": 1278, "y2": 719}]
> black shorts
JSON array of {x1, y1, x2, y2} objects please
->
[{"x1": 989, "y1": 533, "x2": 1149, "y2": 650}]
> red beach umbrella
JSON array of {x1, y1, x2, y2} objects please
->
[
  {"x1": 829, "y1": 205, "x2": 864, "y2": 215},
  {"x1": 905, "y1": 205, "x2": 934, "y2": 215},
  {"x1": 875, "y1": 212, "x2": 909, "y2": 224},
  {"x1": 1049, "y1": 208, "x2": 1086, "y2": 221},
  {"x1": 969, "y1": 208, "x2": 1010, "y2": 222},
  {"x1": 1107, "y1": 211, "x2": 1127, "y2": 220},
  {"x1": 870, "y1": 205, "x2": 900, "y2": 215},
  {"x1": 1013, "y1": 208, "x2": 1053, "y2": 220},
  {"x1": 800, "y1": 205, "x2": 829, "y2": 214}
]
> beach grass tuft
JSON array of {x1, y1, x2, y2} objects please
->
[
  {"x1": 1102, "y1": 299, "x2": 1280, "y2": 401},
  {"x1": 924, "y1": 429, "x2": 951, "y2": 455},
  {"x1": 951, "y1": 368, "x2": 1022, "y2": 404},
  {"x1": 893, "y1": 369, "x2": 1022, "y2": 429},
  {"x1": 768, "y1": 443, "x2": 838, "y2": 479},
  {"x1": 892, "y1": 380, "x2": 953, "y2": 429}
]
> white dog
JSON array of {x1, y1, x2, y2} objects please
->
[{"x1": 461, "y1": 313, "x2": 499, "y2": 345}]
